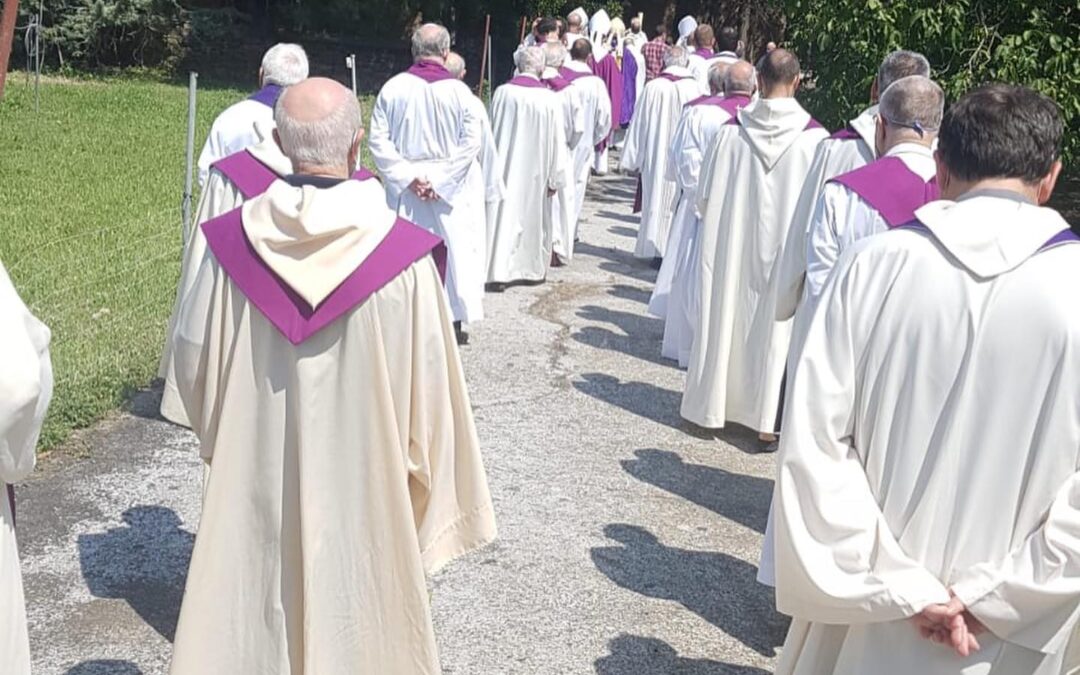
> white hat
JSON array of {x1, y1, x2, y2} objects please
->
[
  {"x1": 588, "y1": 9, "x2": 612, "y2": 60},
  {"x1": 676, "y1": 15, "x2": 698, "y2": 46}
]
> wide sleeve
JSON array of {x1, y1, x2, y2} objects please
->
[
  {"x1": 367, "y1": 89, "x2": 419, "y2": 202},
  {"x1": 617, "y1": 99, "x2": 644, "y2": 172},
  {"x1": 774, "y1": 145, "x2": 831, "y2": 321},
  {"x1": 774, "y1": 246, "x2": 951, "y2": 623},
  {"x1": 405, "y1": 259, "x2": 496, "y2": 574},
  {"x1": 0, "y1": 264, "x2": 53, "y2": 484},
  {"x1": 592, "y1": 83, "x2": 613, "y2": 148},
  {"x1": 546, "y1": 107, "x2": 569, "y2": 192},
  {"x1": 803, "y1": 184, "x2": 845, "y2": 305},
  {"x1": 423, "y1": 86, "x2": 484, "y2": 204},
  {"x1": 951, "y1": 475, "x2": 1080, "y2": 654}
]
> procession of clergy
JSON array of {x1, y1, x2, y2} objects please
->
[{"x1": 3, "y1": 5, "x2": 1080, "y2": 673}]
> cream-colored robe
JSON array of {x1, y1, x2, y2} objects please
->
[
  {"x1": 618, "y1": 66, "x2": 701, "y2": 259},
  {"x1": 543, "y1": 67, "x2": 586, "y2": 264},
  {"x1": 681, "y1": 97, "x2": 827, "y2": 431},
  {"x1": 159, "y1": 131, "x2": 292, "y2": 427},
  {"x1": 775, "y1": 194, "x2": 1080, "y2": 675},
  {"x1": 0, "y1": 261, "x2": 53, "y2": 675},
  {"x1": 562, "y1": 60, "x2": 613, "y2": 237},
  {"x1": 167, "y1": 180, "x2": 496, "y2": 674}
]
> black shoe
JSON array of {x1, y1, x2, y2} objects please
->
[
  {"x1": 454, "y1": 321, "x2": 469, "y2": 346},
  {"x1": 486, "y1": 282, "x2": 507, "y2": 293}
]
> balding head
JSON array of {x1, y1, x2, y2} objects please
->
[
  {"x1": 571, "y1": 37, "x2": 592, "y2": 62},
  {"x1": 664, "y1": 45, "x2": 689, "y2": 69},
  {"x1": 724, "y1": 60, "x2": 756, "y2": 97},
  {"x1": 694, "y1": 25, "x2": 715, "y2": 50},
  {"x1": 518, "y1": 46, "x2": 545, "y2": 76},
  {"x1": 876, "y1": 75, "x2": 944, "y2": 152},
  {"x1": 874, "y1": 50, "x2": 931, "y2": 101},
  {"x1": 543, "y1": 42, "x2": 568, "y2": 69},
  {"x1": 707, "y1": 61, "x2": 731, "y2": 95},
  {"x1": 445, "y1": 52, "x2": 466, "y2": 80},
  {"x1": 757, "y1": 48, "x2": 800, "y2": 98},
  {"x1": 411, "y1": 23, "x2": 451, "y2": 62},
  {"x1": 274, "y1": 77, "x2": 362, "y2": 176}
]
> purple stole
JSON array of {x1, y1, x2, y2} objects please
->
[
  {"x1": 543, "y1": 76, "x2": 572, "y2": 92},
  {"x1": 202, "y1": 211, "x2": 447, "y2": 346},
  {"x1": 830, "y1": 156, "x2": 939, "y2": 228},
  {"x1": 693, "y1": 48, "x2": 715, "y2": 59},
  {"x1": 588, "y1": 52, "x2": 623, "y2": 150},
  {"x1": 213, "y1": 150, "x2": 375, "y2": 199},
  {"x1": 559, "y1": 66, "x2": 591, "y2": 83},
  {"x1": 657, "y1": 71, "x2": 693, "y2": 83},
  {"x1": 687, "y1": 94, "x2": 752, "y2": 118},
  {"x1": 248, "y1": 84, "x2": 282, "y2": 108},
  {"x1": 507, "y1": 75, "x2": 548, "y2": 89},
  {"x1": 620, "y1": 48, "x2": 639, "y2": 127},
  {"x1": 830, "y1": 126, "x2": 862, "y2": 141},
  {"x1": 406, "y1": 60, "x2": 456, "y2": 83}
]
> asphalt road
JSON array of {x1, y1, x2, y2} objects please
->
[{"x1": 18, "y1": 169, "x2": 786, "y2": 674}]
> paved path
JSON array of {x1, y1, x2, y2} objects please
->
[{"x1": 19, "y1": 170, "x2": 787, "y2": 674}]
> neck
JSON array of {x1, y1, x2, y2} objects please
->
[
  {"x1": 882, "y1": 134, "x2": 934, "y2": 155},
  {"x1": 294, "y1": 163, "x2": 350, "y2": 179},
  {"x1": 761, "y1": 86, "x2": 796, "y2": 100},
  {"x1": 946, "y1": 177, "x2": 1042, "y2": 203},
  {"x1": 725, "y1": 90, "x2": 752, "y2": 98},
  {"x1": 417, "y1": 56, "x2": 443, "y2": 65}
]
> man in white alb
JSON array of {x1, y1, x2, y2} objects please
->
[{"x1": 561, "y1": 38, "x2": 613, "y2": 240}]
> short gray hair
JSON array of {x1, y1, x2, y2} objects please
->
[
  {"x1": 879, "y1": 75, "x2": 944, "y2": 135},
  {"x1": 543, "y1": 42, "x2": 567, "y2": 69},
  {"x1": 261, "y1": 44, "x2": 308, "y2": 87},
  {"x1": 664, "y1": 45, "x2": 689, "y2": 69},
  {"x1": 445, "y1": 52, "x2": 466, "y2": 78},
  {"x1": 878, "y1": 50, "x2": 931, "y2": 93},
  {"x1": 724, "y1": 61, "x2": 757, "y2": 96},
  {"x1": 411, "y1": 23, "x2": 451, "y2": 60},
  {"x1": 274, "y1": 87, "x2": 362, "y2": 168},
  {"x1": 707, "y1": 61, "x2": 731, "y2": 95},
  {"x1": 518, "y1": 46, "x2": 545, "y2": 76}
]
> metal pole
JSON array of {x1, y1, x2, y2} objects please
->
[
  {"x1": 487, "y1": 40, "x2": 493, "y2": 108},
  {"x1": 477, "y1": 14, "x2": 490, "y2": 98},
  {"x1": 181, "y1": 72, "x2": 197, "y2": 243},
  {"x1": 346, "y1": 54, "x2": 357, "y2": 98},
  {"x1": 32, "y1": 0, "x2": 40, "y2": 111}
]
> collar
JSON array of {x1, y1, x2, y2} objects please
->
[
  {"x1": 661, "y1": 65, "x2": 693, "y2": 78},
  {"x1": 884, "y1": 142, "x2": 934, "y2": 160},
  {"x1": 956, "y1": 188, "x2": 1036, "y2": 206},
  {"x1": 284, "y1": 174, "x2": 347, "y2": 189}
]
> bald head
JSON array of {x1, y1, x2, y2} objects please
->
[
  {"x1": 571, "y1": 37, "x2": 591, "y2": 62},
  {"x1": 724, "y1": 60, "x2": 756, "y2": 97},
  {"x1": 877, "y1": 75, "x2": 944, "y2": 152},
  {"x1": 445, "y1": 52, "x2": 466, "y2": 80},
  {"x1": 694, "y1": 25, "x2": 715, "y2": 50},
  {"x1": 757, "y1": 48, "x2": 800, "y2": 97},
  {"x1": 274, "y1": 77, "x2": 362, "y2": 175},
  {"x1": 411, "y1": 23, "x2": 450, "y2": 62}
]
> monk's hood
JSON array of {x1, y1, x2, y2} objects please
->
[
  {"x1": 915, "y1": 191, "x2": 1071, "y2": 279},
  {"x1": 736, "y1": 97, "x2": 813, "y2": 170},
  {"x1": 849, "y1": 105, "x2": 879, "y2": 153},
  {"x1": 246, "y1": 124, "x2": 293, "y2": 177},
  {"x1": 242, "y1": 178, "x2": 398, "y2": 308}
]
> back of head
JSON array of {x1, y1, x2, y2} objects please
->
[
  {"x1": 878, "y1": 75, "x2": 944, "y2": 140},
  {"x1": 723, "y1": 60, "x2": 756, "y2": 96},
  {"x1": 707, "y1": 61, "x2": 731, "y2": 95},
  {"x1": 567, "y1": 11, "x2": 584, "y2": 31},
  {"x1": 571, "y1": 38, "x2": 592, "y2": 62},
  {"x1": 717, "y1": 27, "x2": 740, "y2": 54},
  {"x1": 664, "y1": 45, "x2": 689, "y2": 69},
  {"x1": 654, "y1": 23, "x2": 668, "y2": 39},
  {"x1": 610, "y1": 17, "x2": 626, "y2": 37},
  {"x1": 630, "y1": 17, "x2": 642, "y2": 32},
  {"x1": 519, "y1": 46, "x2": 545, "y2": 76},
  {"x1": 877, "y1": 50, "x2": 931, "y2": 93},
  {"x1": 445, "y1": 52, "x2": 466, "y2": 80},
  {"x1": 694, "y1": 25, "x2": 715, "y2": 49},
  {"x1": 261, "y1": 43, "x2": 309, "y2": 87},
  {"x1": 412, "y1": 23, "x2": 450, "y2": 62},
  {"x1": 543, "y1": 42, "x2": 568, "y2": 70},
  {"x1": 938, "y1": 84, "x2": 1063, "y2": 184},
  {"x1": 537, "y1": 16, "x2": 559, "y2": 38},
  {"x1": 757, "y1": 48, "x2": 800, "y2": 95},
  {"x1": 274, "y1": 78, "x2": 361, "y2": 171}
]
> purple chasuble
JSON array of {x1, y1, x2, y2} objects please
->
[
  {"x1": 559, "y1": 66, "x2": 591, "y2": 83},
  {"x1": 694, "y1": 48, "x2": 715, "y2": 59},
  {"x1": 544, "y1": 76, "x2": 572, "y2": 92},
  {"x1": 248, "y1": 84, "x2": 282, "y2": 108},
  {"x1": 202, "y1": 211, "x2": 447, "y2": 346},
  {"x1": 213, "y1": 151, "x2": 376, "y2": 199},
  {"x1": 620, "y1": 48, "x2": 639, "y2": 127},
  {"x1": 588, "y1": 52, "x2": 623, "y2": 150},
  {"x1": 406, "y1": 60, "x2": 456, "y2": 83},
  {"x1": 830, "y1": 126, "x2": 862, "y2": 141},
  {"x1": 507, "y1": 75, "x2": 548, "y2": 89},
  {"x1": 830, "y1": 156, "x2": 939, "y2": 228}
]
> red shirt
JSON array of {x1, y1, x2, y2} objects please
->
[{"x1": 641, "y1": 38, "x2": 669, "y2": 81}]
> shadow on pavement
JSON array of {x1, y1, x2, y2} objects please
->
[
  {"x1": 65, "y1": 660, "x2": 144, "y2": 674},
  {"x1": 574, "y1": 305, "x2": 672, "y2": 368},
  {"x1": 622, "y1": 449, "x2": 771, "y2": 534},
  {"x1": 591, "y1": 524, "x2": 789, "y2": 657},
  {"x1": 607, "y1": 224, "x2": 638, "y2": 238},
  {"x1": 77, "y1": 506, "x2": 194, "y2": 642},
  {"x1": 595, "y1": 634, "x2": 771, "y2": 674},
  {"x1": 596, "y1": 212, "x2": 638, "y2": 227},
  {"x1": 573, "y1": 373, "x2": 709, "y2": 439},
  {"x1": 574, "y1": 242, "x2": 658, "y2": 283},
  {"x1": 607, "y1": 284, "x2": 651, "y2": 305}
]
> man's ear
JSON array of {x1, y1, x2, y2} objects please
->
[
  {"x1": 258, "y1": 67, "x2": 265, "y2": 88},
  {"x1": 874, "y1": 115, "x2": 886, "y2": 156},
  {"x1": 1036, "y1": 159, "x2": 1063, "y2": 205},
  {"x1": 793, "y1": 74, "x2": 801, "y2": 93},
  {"x1": 934, "y1": 149, "x2": 952, "y2": 197},
  {"x1": 870, "y1": 76, "x2": 880, "y2": 103},
  {"x1": 273, "y1": 128, "x2": 284, "y2": 153},
  {"x1": 349, "y1": 129, "x2": 365, "y2": 171}
]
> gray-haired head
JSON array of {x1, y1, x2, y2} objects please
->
[
  {"x1": 543, "y1": 42, "x2": 568, "y2": 69},
  {"x1": 518, "y1": 46, "x2": 545, "y2": 76},
  {"x1": 445, "y1": 52, "x2": 466, "y2": 79},
  {"x1": 877, "y1": 50, "x2": 931, "y2": 97},
  {"x1": 879, "y1": 75, "x2": 944, "y2": 140},
  {"x1": 664, "y1": 45, "x2": 689, "y2": 69},
  {"x1": 707, "y1": 61, "x2": 732, "y2": 95},
  {"x1": 260, "y1": 43, "x2": 309, "y2": 87},
  {"x1": 274, "y1": 77, "x2": 362, "y2": 172},
  {"x1": 723, "y1": 60, "x2": 756, "y2": 97},
  {"x1": 411, "y1": 23, "x2": 451, "y2": 62}
]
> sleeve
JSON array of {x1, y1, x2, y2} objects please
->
[
  {"x1": 195, "y1": 123, "x2": 223, "y2": 189},
  {"x1": 951, "y1": 475, "x2": 1080, "y2": 654},
  {"x1": 547, "y1": 106, "x2": 569, "y2": 192},
  {"x1": 773, "y1": 245, "x2": 951, "y2": 623},
  {"x1": 803, "y1": 184, "x2": 845, "y2": 306},
  {"x1": 695, "y1": 127, "x2": 726, "y2": 218},
  {"x1": 617, "y1": 99, "x2": 644, "y2": 172},
  {"x1": 774, "y1": 145, "x2": 831, "y2": 321},
  {"x1": 567, "y1": 89, "x2": 586, "y2": 152},
  {"x1": 367, "y1": 88, "x2": 419, "y2": 202},
  {"x1": 592, "y1": 83, "x2": 613, "y2": 147},
  {"x1": 404, "y1": 259, "x2": 497, "y2": 574},
  {"x1": 0, "y1": 263, "x2": 53, "y2": 484},
  {"x1": 423, "y1": 87, "x2": 485, "y2": 204}
]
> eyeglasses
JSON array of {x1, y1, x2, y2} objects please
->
[{"x1": 880, "y1": 115, "x2": 937, "y2": 138}]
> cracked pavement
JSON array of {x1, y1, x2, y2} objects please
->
[{"x1": 17, "y1": 170, "x2": 786, "y2": 674}]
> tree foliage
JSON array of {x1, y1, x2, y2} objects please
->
[{"x1": 784, "y1": 0, "x2": 1080, "y2": 163}]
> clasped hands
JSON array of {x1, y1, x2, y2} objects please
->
[
  {"x1": 409, "y1": 178, "x2": 440, "y2": 202},
  {"x1": 912, "y1": 594, "x2": 987, "y2": 657}
]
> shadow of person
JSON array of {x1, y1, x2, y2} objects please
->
[
  {"x1": 607, "y1": 284, "x2": 652, "y2": 305},
  {"x1": 65, "y1": 660, "x2": 144, "y2": 674},
  {"x1": 591, "y1": 524, "x2": 789, "y2": 657},
  {"x1": 77, "y1": 506, "x2": 195, "y2": 642},
  {"x1": 573, "y1": 305, "x2": 671, "y2": 368},
  {"x1": 573, "y1": 373, "x2": 710, "y2": 439},
  {"x1": 595, "y1": 634, "x2": 771, "y2": 675},
  {"x1": 574, "y1": 242, "x2": 658, "y2": 283},
  {"x1": 622, "y1": 449, "x2": 772, "y2": 534}
]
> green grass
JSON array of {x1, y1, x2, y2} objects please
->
[{"x1": 0, "y1": 76, "x2": 375, "y2": 449}]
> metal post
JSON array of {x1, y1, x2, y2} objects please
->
[
  {"x1": 181, "y1": 72, "x2": 197, "y2": 243},
  {"x1": 32, "y1": 0, "x2": 40, "y2": 111},
  {"x1": 345, "y1": 54, "x2": 357, "y2": 97},
  {"x1": 486, "y1": 40, "x2": 493, "y2": 107}
]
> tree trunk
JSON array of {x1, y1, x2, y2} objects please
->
[
  {"x1": 0, "y1": 0, "x2": 18, "y2": 100},
  {"x1": 739, "y1": 1, "x2": 752, "y2": 61},
  {"x1": 662, "y1": 0, "x2": 678, "y2": 32}
]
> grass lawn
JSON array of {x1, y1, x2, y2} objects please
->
[{"x1": 0, "y1": 75, "x2": 375, "y2": 449}]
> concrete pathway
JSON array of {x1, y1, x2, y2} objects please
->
[{"x1": 19, "y1": 169, "x2": 787, "y2": 674}]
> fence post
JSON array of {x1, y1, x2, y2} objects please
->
[
  {"x1": 346, "y1": 54, "x2": 357, "y2": 98},
  {"x1": 182, "y1": 72, "x2": 197, "y2": 243}
]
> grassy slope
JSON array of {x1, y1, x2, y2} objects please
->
[{"x1": 0, "y1": 77, "x2": 374, "y2": 448}]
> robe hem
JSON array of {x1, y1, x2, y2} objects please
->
[{"x1": 421, "y1": 503, "x2": 497, "y2": 575}]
